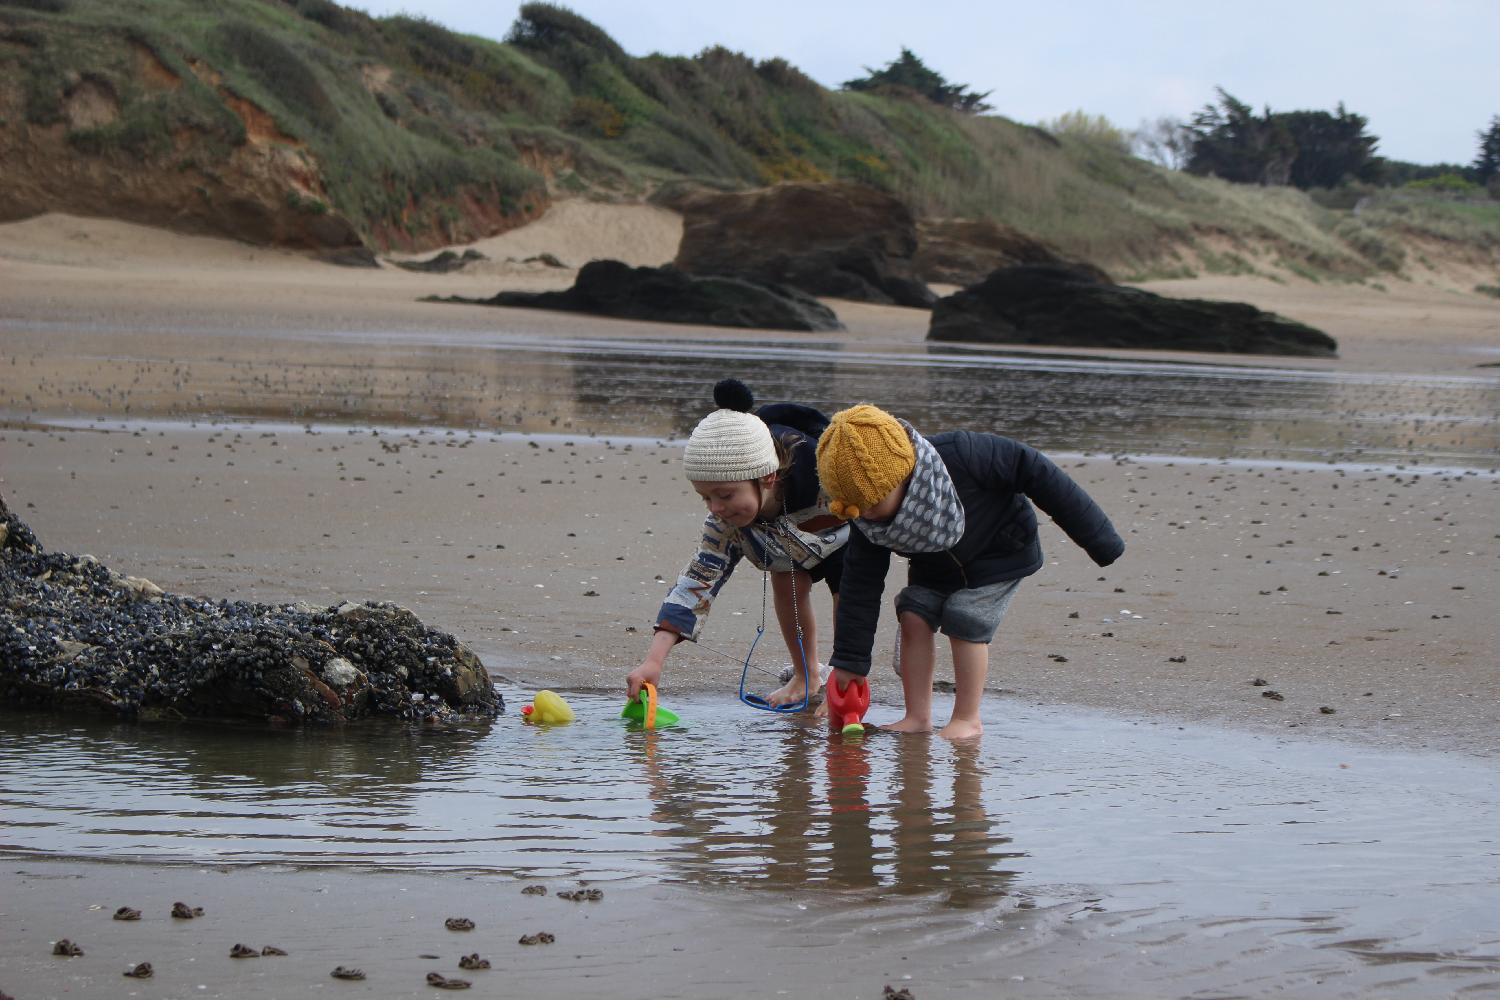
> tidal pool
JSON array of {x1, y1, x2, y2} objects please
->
[{"x1": 3, "y1": 692, "x2": 1497, "y2": 989}]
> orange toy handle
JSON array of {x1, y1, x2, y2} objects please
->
[{"x1": 642, "y1": 682, "x2": 659, "y2": 730}]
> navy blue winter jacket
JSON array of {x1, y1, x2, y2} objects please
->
[{"x1": 829, "y1": 430, "x2": 1124, "y2": 676}]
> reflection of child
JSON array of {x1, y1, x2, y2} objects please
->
[
  {"x1": 626, "y1": 380, "x2": 848, "y2": 709},
  {"x1": 816, "y1": 404, "x2": 1125, "y2": 739}
]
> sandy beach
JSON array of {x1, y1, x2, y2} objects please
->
[
  {"x1": 2, "y1": 206, "x2": 1500, "y2": 998},
  {"x1": 2, "y1": 207, "x2": 1496, "y2": 753}
]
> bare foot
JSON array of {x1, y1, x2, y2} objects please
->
[
  {"x1": 938, "y1": 718, "x2": 983, "y2": 741},
  {"x1": 765, "y1": 677, "x2": 817, "y2": 708},
  {"x1": 882, "y1": 715, "x2": 933, "y2": 734}
]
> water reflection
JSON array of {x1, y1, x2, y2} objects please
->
[
  {"x1": 6, "y1": 333, "x2": 1497, "y2": 466},
  {"x1": 0, "y1": 703, "x2": 1022, "y2": 902},
  {"x1": 620, "y1": 719, "x2": 1022, "y2": 901},
  {"x1": 2, "y1": 693, "x2": 1499, "y2": 930}
]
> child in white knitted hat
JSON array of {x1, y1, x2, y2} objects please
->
[{"x1": 627, "y1": 379, "x2": 847, "y2": 711}]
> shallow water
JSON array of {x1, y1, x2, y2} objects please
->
[
  {"x1": 4, "y1": 693, "x2": 1498, "y2": 965},
  {"x1": 9, "y1": 332, "x2": 1500, "y2": 468}
]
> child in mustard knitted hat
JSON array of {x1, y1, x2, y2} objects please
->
[
  {"x1": 816, "y1": 403, "x2": 1124, "y2": 739},
  {"x1": 627, "y1": 379, "x2": 848, "y2": 711}
]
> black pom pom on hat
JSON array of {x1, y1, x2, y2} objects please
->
[{"x1": 713, "y1": 378, "x2": 755, "y2": 412}]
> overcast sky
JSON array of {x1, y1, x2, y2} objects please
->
[{"x1": 348, "y1": 0, "x2": 1496, "y2": 166}]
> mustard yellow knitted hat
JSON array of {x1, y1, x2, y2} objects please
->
[{"x1": 816, "y1": 403, "x2": 915, "y2": 520}]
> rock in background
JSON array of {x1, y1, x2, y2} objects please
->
[
  {"x1": 453, "y1": 258, "x2": 844, "y2": 332},
  {"x1": 0, "y1": 494, "x2": 500, "y2": 724},
  {"x1": 674, "y1": 182, "x2": 936, "y2": 308},
  {"x1": 928, "y1": 263, "x2": 1339, "y2": 357},
  {"x1": 915, "y1": 217, "x2": 1112, "y2": 287}
]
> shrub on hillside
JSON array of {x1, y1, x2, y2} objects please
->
[
  {"x1": 1403, "y1": 173, "x2": 1483, "y2": 196},
  {"x1": 215, "y1": 20, "x2": 337, "y2": 130},
  {"x1": 567, "y1": 95, "x2": 624, "y2": 138},
  {"x1": 506, "y1": 2, "x2": 625, "y2": 77},
  {"x1": 1333, "y1": 217, "x2": 1405, "y2": 272},
  {"x1": 287, "y1": 0, "x2": 377, "y2": 41},
  {"x1": 1044, "y1": 110, "x2": 1130, "y2": 152}
]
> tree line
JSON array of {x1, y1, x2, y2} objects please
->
[
  {"x1": 838, "y1": 51, "x2": 1496, "y2": 196},
  {"x1": 1135, "y1": 89, "x2": 1499, "y2": 195}
]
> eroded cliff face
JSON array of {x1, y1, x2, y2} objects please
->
[
  {"x1": 0, "y1": 41, "x2": 362, "y2": 248},
  {"x1": 0, "y1": 40, "x2": 547, "y2": 252}
]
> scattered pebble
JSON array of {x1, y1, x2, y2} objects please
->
[
  {"x1": 557, "y1": 888, "x2": 604, "y2": 902},
  {"x1": 427, "y1": 972, "x2": 472, "y2": 990}
]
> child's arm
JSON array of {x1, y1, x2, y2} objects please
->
[
  {"x1": 987, "y1": 436, "x2": 1125, "y2": 566},
  {"x1": 628, "y1": 515, "x2": 743, "y2": 696},
  {"x1": 653, "y1": 514, "x2": 743, "y2": 640},
  {"x1": 627, "y1": 630, "x2": 677, "y2": 700},
  {"x1": 825, "y1": 528, "x2": 893, "y2": 677}
]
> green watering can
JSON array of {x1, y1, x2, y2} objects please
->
[{"x1": 621, "y1": 682, "x2": 680, "y2": 729}]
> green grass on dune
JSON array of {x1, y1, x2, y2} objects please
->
[{"x1": 4, "y1": 0, "x2": 1494, "y2": 270}]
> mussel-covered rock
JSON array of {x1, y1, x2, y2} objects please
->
[{"x1": 0, "y1": 499, "x2": 500, "y2": 724}]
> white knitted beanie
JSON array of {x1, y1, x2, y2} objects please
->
[{"x1": 682, "y1": 379, "x2": 779, "y2": 483}]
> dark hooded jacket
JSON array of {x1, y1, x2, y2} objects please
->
[{"x1": 829, "y1": 430, "x2": 1124, "y2": 676}]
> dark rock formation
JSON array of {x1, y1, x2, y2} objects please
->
[
  {"x1": 915, "y1": 218, "x2": 1111, "y2": 287},
  {"x1": 393, "y1": 249, "x2": 488, "y2": 273},
  {"x1": 928, "y1": 264, "x2": 1338, "y2": 357},
  {"x1": 318, "y1": 247, "x2": 381, "y2": 269},
  {"x1": 446, "y1": 258, "x2": 843, "y2": 332},
  {"x1": 0, "y1": 495, "x2": 500, "y2": 724},
  {"x1": 674, "y1": 182, "x2": 935, "y2": 308}
]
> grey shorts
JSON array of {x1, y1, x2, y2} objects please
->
[{"x1": 895, "y1": 578, "x2": 1022, "y2": 644}]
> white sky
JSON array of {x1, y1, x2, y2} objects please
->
[{"x1": 348, "y1": 0, "x2": 1497, "y2": 166}]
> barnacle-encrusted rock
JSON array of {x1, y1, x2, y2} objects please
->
[{"x1": 0, "y1": 496, "x2": 500, "y2": 724}]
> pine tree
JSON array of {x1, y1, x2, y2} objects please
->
[
  {"x1": 1476, "y1": 116, "x2": 1500, "y2": 184},
  {"x1": 842, "y1": 49, "x2": 992, "y2": 114}
]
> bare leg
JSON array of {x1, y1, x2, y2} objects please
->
[
  {"x1": 812, "y1": 594, "x2": 836, "y2": 718},
  {"x1": 766, "y1": 570, "x2": 823, "y2": 708},
  {"x1": 939, "y1": 638, "x2": 988, "y2": 741},
  {"x1": 884, "y1": 611, "x2": 935, "y2": 733}
]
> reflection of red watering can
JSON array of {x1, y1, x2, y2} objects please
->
[{"x1": 620, "y1": 682, "x2": 680, "y2": 729}]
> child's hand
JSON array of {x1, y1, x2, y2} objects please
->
[{"x1": 626, "y1": 660, "x2": 663, "y2": 701}]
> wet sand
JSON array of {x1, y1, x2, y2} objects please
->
[
  {"x1": 16, "y1": 853, "x2": 1490, "y2": 1000},
  {"x1": 4, "y1": 421, "x2": 1496, "y2": 757},
  {"x1": 3, "y1": 209, "x2": 1500, "y2": 998}
]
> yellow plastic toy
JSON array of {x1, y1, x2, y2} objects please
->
[{"x1": 521, "y1": 690, "x2": 575, "y2": 724}]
